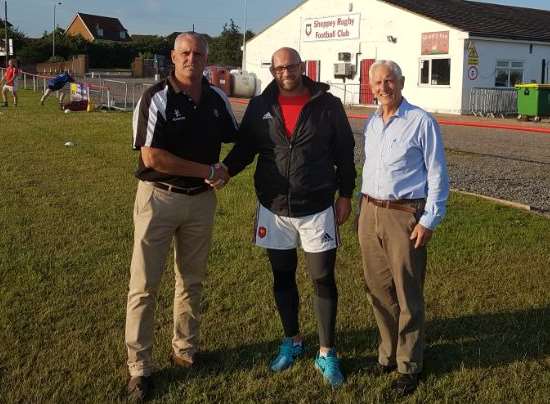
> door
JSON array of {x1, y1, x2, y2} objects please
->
[
  {"x1": 305, "y1": 60, "x2": 320, "y2": 81},
  {"x1": 360, "y1": 59, "x2": 375, "y2": 105}
]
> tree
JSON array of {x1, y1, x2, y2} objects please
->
[{"x1": 208, "y1": 19, "x2": 254, "y2": 67}]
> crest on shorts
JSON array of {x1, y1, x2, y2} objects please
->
[{"x1": 258, "y1": 226, "x2": 267, "y2": 238}]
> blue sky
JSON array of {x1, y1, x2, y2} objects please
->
[{"x1": 6, "y1": 0, "x2": 550, "y2": 38}]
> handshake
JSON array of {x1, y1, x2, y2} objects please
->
[{"x1": 204, "y1": 162, "x2": 230, "y2": 190}]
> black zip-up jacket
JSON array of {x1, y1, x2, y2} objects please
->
[{"x1": 224, "y1": 76, "x2": 356, "y2": 217}]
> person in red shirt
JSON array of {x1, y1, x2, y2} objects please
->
[
  {"x1": 221, "y1": 47, "x2": 356, "y2": 388},
  {"x1": 1, "y1": 59, "x2": 19, "y2": 107}
]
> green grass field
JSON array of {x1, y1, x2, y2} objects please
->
[{"x1": 1, "y1": 90, "x2": 549, "y2": 403}]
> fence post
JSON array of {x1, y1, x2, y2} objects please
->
[{"x1": 124, "y1": 82, "x2": 128, "y2": 110}]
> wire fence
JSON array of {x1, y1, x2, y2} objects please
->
[
  {"x1": 469, "y1": 87, "x2": 517, "y2": 118},
  {"x1": 327, "y1": 82, "x2": 363, "y2": 106},
  {"x1": 1, "y1": 68, "x2": 155, "y2": 111}
]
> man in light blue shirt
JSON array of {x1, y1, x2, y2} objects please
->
[{"x1": 357, "y1": 60, "x2": 449, "y2": 396}]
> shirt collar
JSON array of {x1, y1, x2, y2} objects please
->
[
  {"x1": 167, "y1": 72, "x2": 210, "y2": 95},
  {"x1": 374, "y1": 97, "x2": 409, "y2": 119}
]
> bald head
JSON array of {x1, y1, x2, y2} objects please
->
[
  {"x1": 270, "y1": 47, "x2": 306, "y2": 95},
  {"x1": 271, "y1": 47, "x2": 301, "y2": 66}
]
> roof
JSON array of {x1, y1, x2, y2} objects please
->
[
  {"x1": 0, "y1": 18, "x2": 13, "y2": 28},
  {"x1": 381, "y1": 0, "x2": 550, "y2": 43},
  {"x1": 75, "y1": 12, "x2": 129, "y2": 41}
]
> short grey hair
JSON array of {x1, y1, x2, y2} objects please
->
[
  {"x1": 174, "y1": 32, "x2": 209, "y2": 55},
  {"x1": 369, "y1": 60, "x2": 403, "y2": 81}
]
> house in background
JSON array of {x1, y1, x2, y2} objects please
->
[{"x1": 65, "y1": 13, "x2": 130, "y2": 42}]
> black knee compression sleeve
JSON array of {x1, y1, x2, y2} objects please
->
[
  {"x1": 305, "y1": 249, "x2": 338, "y2": 298},
  {"x1": 267, "y1": 249, "x2": 300, "y2": 337},
  {"x1": 305, "y1": 248, "x2": 338, "y2": 347}
]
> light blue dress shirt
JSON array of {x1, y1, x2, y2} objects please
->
[{"x1": 361, "y1": 98, "x2": 449, "y2": 229}]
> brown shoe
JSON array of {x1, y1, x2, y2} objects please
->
[
  {"x1": 391, "y1": 372, "x2": 420, "y2": 396},
  {"x1": 170, "y1": 351, "x2": 194, "y2": 368},
  {"x1": 370, "y1": 363, "x2": 397, "y2": 376},
  {"x1": 127, "y1": 376, "x2": 152, "y2": 402}
]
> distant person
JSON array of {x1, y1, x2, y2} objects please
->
[
  {"x1": 358, "y1": 60, "x2": 449, "y2": 396},
  {"x1": 221, "y1": 47, "x2": 356, "y2": 388},
  {"x1": 125, "y1": 32, "x2": 236, "y2": 401},
  {"x1": 1, "y1": 59, "x2": 20, "y2": 107},
  {"x1": 40, "y1": 71, "x2": 74, "y2": 107}
]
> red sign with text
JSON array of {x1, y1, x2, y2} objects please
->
[{"x1": 421, "y1": 31, "x2": 449, "y2": 55}]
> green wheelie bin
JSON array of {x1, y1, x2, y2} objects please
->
[{"x1": 515, "y1": 83, "x2": 550, "y2": 122}]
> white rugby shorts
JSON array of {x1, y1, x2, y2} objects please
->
[
  {"x1": 253, "y1": 203, "x2": 340, "y2": 253},
  {"x1": 3, "y1": 83, "x2": 16, "y2": 93}
]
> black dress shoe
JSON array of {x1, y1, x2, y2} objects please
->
[
  {"x1": 127, "y1": 376, "x2": 153, "y2": 402},
  {"x1": 391, "y1": 372, "x2": 420, "y2": 396},
  {"x1": 371, "y1": 363, "x2": 397, "y2": 375}
]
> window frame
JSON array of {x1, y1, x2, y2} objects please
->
[
  {"x1": 418, "y1": 56, "x2": 451, "y2": 87},
  {"x1": 494, "y1": 59, "x2": 524, "y2": 88}
]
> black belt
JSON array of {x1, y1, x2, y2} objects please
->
[
  {"x1": 363, "y1": 194, "x2": 424, "y2": 214},
  {"x1": 153, "y1": 182, "x2": 210, "y2": 196}
]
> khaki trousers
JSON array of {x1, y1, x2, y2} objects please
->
[
  {"x1": 125, "y1": 181, "x2": 217, "y2": 377},
  {"x1": 357, "y1": 198, "x2": 427, "y2": 374}
]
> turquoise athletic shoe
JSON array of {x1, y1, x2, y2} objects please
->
[
  {"x1": 314, "y1": 349, "x2": 344, "y2": 387},
  {"x1": 270, "y1": 337, "x2": 304, "y2": 372}
]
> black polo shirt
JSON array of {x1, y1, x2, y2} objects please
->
[{"x1": 132, "y1": 73, "x2": 238, "y2": 188}]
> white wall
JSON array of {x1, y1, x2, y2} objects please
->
[
  {"x1": 245, "y1": 0, "x2": 550, "y2": 114},
  {"x1": 460, "y1": 38, "x2": 550, "y2": 112}
]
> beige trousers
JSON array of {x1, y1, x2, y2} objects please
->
[
  {"x1": 357, "y1": 198, "x2": 427, "y2": 374},
  {"x1": 125, "y1": 181, "x2": 217, "y2": 377}
]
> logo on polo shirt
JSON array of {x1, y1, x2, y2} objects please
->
[
  {"x1": 258, "y1": 226, "x2": 267, "y2": 238},
  {"x1": 172, "y1": 109, "x2": 186, "y2": 122},
  {"x1": 262, "y1": 112, "x2": 273, "y2": 120},
  {"x1": 213, "y1": 108, "x2": 220, "y2": 118}
]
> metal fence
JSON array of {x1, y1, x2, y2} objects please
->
[
  {"x1": 327, "y1": 82, "x2": 363, "y2": 106},
  {"x1": 469, "y1": 87, "x2": 517, "y2": 118},
  {"x1": 1, "y1": 68, "x2": 154, "y2": 111}
]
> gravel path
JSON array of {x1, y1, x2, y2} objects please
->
[
  {"x1": 231, "y1": 102, "x2": 550, "y2": 214},
  {"x1": 352, "y1": 123, "x2": 550, "y2": 214}
]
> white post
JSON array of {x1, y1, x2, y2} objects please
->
[
  {"x1": 52, "y1": 2, "x2": 62, "y2": 58},
  {"x1": 241, "y1": 0, "x2": 247, "y2": 72}
]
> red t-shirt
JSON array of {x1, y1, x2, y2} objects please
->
[
  {"x1": 4, "y1": 66, "x2": 19, "y2": 86},
  {"x1": 278, "y1": 93, "x2": 310, "y2": 138}
]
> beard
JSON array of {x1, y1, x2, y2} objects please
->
[{"x1": 277, "y1": 76, "x2": 302, "y2": 92}]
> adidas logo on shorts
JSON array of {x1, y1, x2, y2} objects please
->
[
  {"x1": 262, "y1": 112, "x2": 273, "y2": 120},
  {"x1": 321, "y1": 232, "x2": 333, "y2": 243}
]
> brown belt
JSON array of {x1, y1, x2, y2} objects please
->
[
  {"x1": 363, "y1": 194, "x2": 424, "y2": 214},
  {"x1": 153, "y1": 182, "x2": 210, "y2": 196}
]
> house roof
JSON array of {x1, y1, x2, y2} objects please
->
[
  {"x1": 381, "y1": 0, "x2": 550, "y2": 43},
  {"x1": 75, "y1": 12, "x2": 129, "y2": 41},
  {"x1": 0, "y1": 18, "x2": 13, "y2": 28}
]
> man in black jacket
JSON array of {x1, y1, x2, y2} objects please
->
[{"x1": 222, "y1": 47, "x2": 355, "y2": 387}]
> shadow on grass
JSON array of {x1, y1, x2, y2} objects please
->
[
  {"x1": 144, "y1": 306, "x2": 549, "y2": 399},
  {"x1": 424, "y1": 306, "x2": 550, "y2": 377}
]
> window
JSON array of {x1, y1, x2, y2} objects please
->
[
  {"x1": 96, "y1": 25, "x2": 103, "y2": 37},
  {"x1": 419, "y1": 58, "x2": 450, "y2": 86},
  {"x1": 120, "y1": 31, "x2": 126, "y2": 39},
  {"x1": 495, "y1": 60, "x2": 523, "y2": 87}
]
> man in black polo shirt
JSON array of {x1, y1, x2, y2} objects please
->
[{"x1": 125, "y1": 32, "x2": 236, "y2": 401}]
